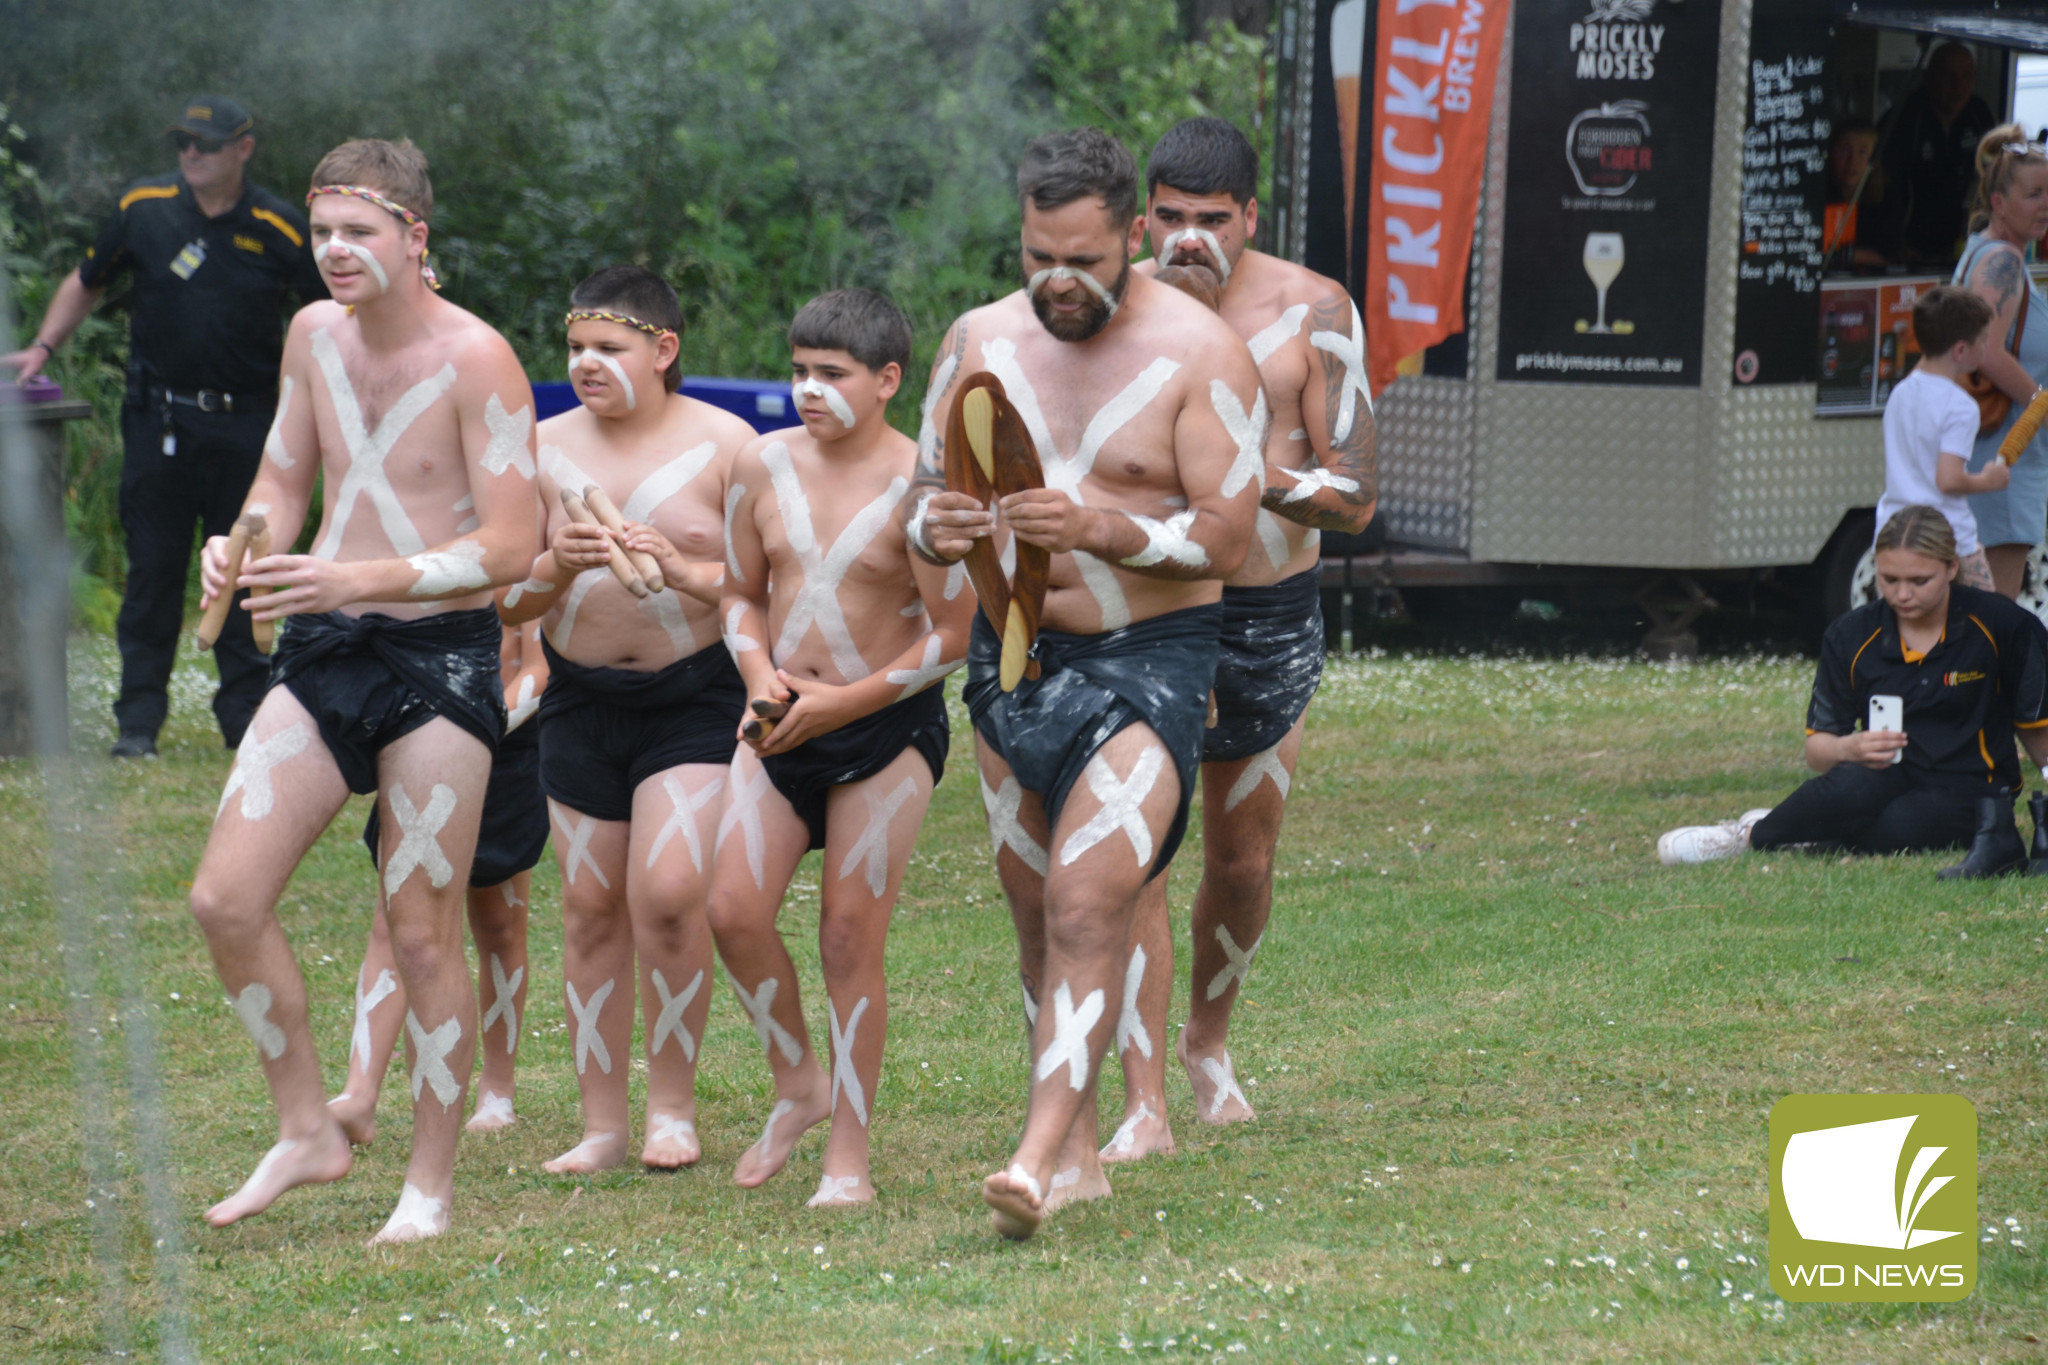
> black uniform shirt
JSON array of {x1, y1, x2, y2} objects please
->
[
  {"x1": 78, "y1": 173, "x2": 326, "y2": 396},
  {"x1": 1809, "y1": 584, "x2": 2048, "y2": 789}
]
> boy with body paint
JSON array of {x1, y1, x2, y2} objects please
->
[
  {"x1": 1103, "y1": 117, "x2": 1379, "y2": 1161},
  {"x1": 188, "y1": 138, "x2": 539, "y2": 1244},
  {"x1": 329, "y1": 619, "x2": 550, "y2": 1141},
  {"x1": 498, "y1": 266, "x2": 756, "y2": 1173},
  {"x1": 909, "y1": 128, "x2": 1261, "y2": 1239},
  {"x1": 708, "y1": 288, "x2": 971, "y2": 1206}
]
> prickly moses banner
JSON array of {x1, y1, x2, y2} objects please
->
[{"x1": 1362, "y1": 0, "x2": 1510, "y2": 395}]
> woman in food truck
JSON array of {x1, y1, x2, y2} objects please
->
[{"x1": 1956, "y1": 129, "x2": 2048, "y2": 597}]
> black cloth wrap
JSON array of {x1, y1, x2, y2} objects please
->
[
  {"x1": 964, "y1": 601, "x2": 1222, "y2": 879},
  {"x1": 362, "y1": 719, "x2": 548, "y2": 887},
  {"x1": 268, "y1": 607, "x2": 504, "y2": 796},
  {"x1": 1206, "y1": 568, "x2": 1325, "y2": 763},
  {"x1": 536, "y1": 637, "x2": 746, "y2": 823},
  {"x1": 761, "y1": 685, "x2": 949, "y2": 851}
]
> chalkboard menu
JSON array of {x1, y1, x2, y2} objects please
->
[
  {"x1": 1495, "y1": 0, "x2": 1722, "y2": 386},
  {"x1": 1732, "y1": 0, "x2": 1833, "y2": 387}
]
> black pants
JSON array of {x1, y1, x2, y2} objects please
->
[
  {"x1": 1748, "y1": 763, "x2": 1992, "y2": 855},
  {"x1": 114, "y1": 395, "x2": 272, "y2": 746}
]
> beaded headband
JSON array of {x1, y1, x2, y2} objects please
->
[
  {"x1": 564, "y1": 308, "x2": 676, "y2": 340},
  {"x1": 305, "y1": 183, "x2": 441, "y2": 290}
]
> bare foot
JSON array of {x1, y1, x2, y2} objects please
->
[
  {"x1": 732, "y1": 1078, "x2": 831, "y2": 1188},
  {"x1": 466, "y1": 1089, "x2": 515, "y2": 1134},
  {"x1": 367, "y1": 1182, "x2": 447, "y2": 1246},
  {"x1": 327, "y1": 1090, "x2": 376, "y2": 1146},
  {"x1": 807, "y1": 1172, "x2": 873, "y2": 1207},
  {"x1": 983, "y1": 1164, "x2": 1045, "y2": 1240},
  {"x1": 1043, "y1": 1158, "x2": 1112, "y2": 1214},
  {"x1": 204, "y1": 1124, "x2": 354, "y2": 1227},
  {"x1": 642, "y1": 1113, "x2": 701, "y2": 1170},
  {"x1": 543, "y1": 1131, "x2": 625, "y2": 1174},
  {"x1": 1100, "y1": 1098, "x2": 1175, "y2": 1163},
  {"x1": 1179, "y1": 1035, "x2": 1255, "y2": 1125}
]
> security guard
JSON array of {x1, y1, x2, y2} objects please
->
[{"x1": 4, "y1": 96, "x2": 325, "y2": 757}]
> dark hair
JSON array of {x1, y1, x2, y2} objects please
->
[
  {"x1": 310, "y1": 138, "x2": 434, "y2": 223},
  {"x1": 570, "y1": 265, "x2": 685, "y2": 392},
  {"x1": 788, "y1": 288, "x2": 912, "y2": 374},
  {"x1": 1912, "y1": 283, "x2": 1994, "y2": 355},
  {"x1": 1146, "y1": 117, "x2": 1258, "y2": 205},
  {"x1": 1017, "y1": 128, "x2": 1140, "y2": 228}
]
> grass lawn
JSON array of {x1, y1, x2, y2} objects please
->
[{"x1": 2, "y1": 634, "x2": 2044, "y2": 1363}]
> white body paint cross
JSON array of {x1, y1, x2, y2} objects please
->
[
  {"x1": 623, "y1": 441, "x2": 719, "y2": 522},
  {"x1": 837, "y1": 775, "x2": 918, "y2": 897},
  {"x1": 482, "y1": 954, "x2": 523, "y2": 1053},
  {"x1": 649, "y1": 968, "x2": 702, "y2": 1061},
  {"x1": 308, "y1": 329, "x2": 456, "y2": 560},
  {"x1": 649, "y1": 1114, "x2": 696, "y2": 1147},
  {"x1": 1200, "y1": 1052, "x2": 1249, "y2": 1118},
  {"x1": 377, "y1": 1183, "x2": 444, "y2": 1240},
  {"x1": 549, "y1": 800, "x2": 612, "y2": 889},
  {"x1": 981, "y1": 774, "x2": 1049, "y2": 875},
  {"x1": 385, "y1": 783, "x2": 458, "y2": 895},
  {"x1": 217, "y1": 721, "x2": 310, "y2": 822},
  {"x1": 1034, "y1": 982, "x2": 1105, "y2": 1091},
  {"x1": 1224, "y1": 744, "x2": 1291, "y2": 812},
  {"x1": 1275, "y1": 465, "x2": 1360, "y2": 504},
  {"x1": 761, "y1": 442, "x2": 906, "y2": 681},
  {"x1": 1309, "y1": 301, "x2": 1373, "y2": 445},
  {"x1": 649, "y1": 772, "x2": 723, "y2": 873},
  {"x1": 885, "y1": 634, "x2": 960, "y2": 697},
  {"x1": 731, "y1": 974, "x2": 803, "y2": 1065},
  {"x1": 1115, "y1": 945, "x2": 1153, "y2": 1060},
  {"x1": 565, "y1": 978, "x2": 614, "y2": 1075},
  {"x1": 827, "y1": 996, "x2": 871, "y2": 1126},
  {"x1": 1207, "y1": 924, "x2": 1261, "y2": 1001},
  {"x1": 1247, "y1": 303, "x2": 1309, "y2": 365},
  {"x1": 1058, "y1": 745, "x2": 1166, "y2": 868},
  {"x1": 810, "y1": 1174, "x2": 863, "y2": 1206},
  {"x1": 479, "y1": 394, "x2": 536, "y2": 478},
  {"x1": 350, "y1": 968, "x2": 399, "y2": 1068},
  {"x1": 406, "y1": 1010, "x2": 463, "y2": 1107},
  {"x1": 1210, "y1": 379, "x2": 1269, "y2": 498},
  {"x1": 231, "y1": 982, "x2": 287, "y2": 1060},
  {"x1": 1107, "y1": 1100, "x2": 1156, "y2": 1155},
  {"x1": 715, "y1": 765, "x2": 771, "y2": 889}
]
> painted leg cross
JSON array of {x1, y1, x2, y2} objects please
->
[
  {"x1": 385, "y1": 783, "x2": 458, "y2": 895},
  {"x1": 350, "y1": 968, "x2": 399, "y2": 1067},
  {"x1": 828, "y1": 996, "x2": 871, "y2": 1127},
  {"x1": 1059, "y1": 745, "x2": 1166, "y2": 868},
  {"x1": 550, "y1": 801, "x2": 612, "y2": 890},
  {"x1": 407, "y1": 1010, "x2": 463, "y2": 1108},
  {"x1": 1224, "y1": 744, "x2": 1292, "y2": 812},
  {"x1": 716, "y1": 766, "x2": 772, "y2": 890},
  {"x1": 217, "y1": 721, "x2": 310, "y2": 822},
  {"x1": 649, "y1": 773, "x2": 724, "y2": 873},
  {"x1": 1033, "y1": 982, "x2": 1105, "y2": 1091},
  {"x1": 649, "y1": 968, "x2": 703, "y2": 1061},
  {"x1": 231, "y1": 982, "x2": 287, "y2": 1061},
  {"x1": 1116, "y1": 945, "x2": 1153, "y2": 1060},
  {"x1": 1201, "y1": 1052, "x2": 1249, "y2": 1118},
  {"x1": 565, "y1": 979, "x2": 614, "y2": 1075},
  {"x1": 732, "y1": 974, "x2": 803, "y2": 1066},
  {"x1": 838, "y1": 776, "x2": 919, "y2": 898},
  {"x1": 1207, "y1": 925, "x2": 1262, "y2": 1001},
  {"x1": 482, "y1": 954, "x2": 522, "y2": 1053}
]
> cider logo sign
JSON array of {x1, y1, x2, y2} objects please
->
[
  {"x1": 1570, "y1": 0, "x2": 1669, "y2": 82},
  {"x1": 1769, "y1": 1095, "x2": 1976, "y2": 1302},
  {"x1": 1567, "y1": 101, "x2": 1652, "y2": 196}
]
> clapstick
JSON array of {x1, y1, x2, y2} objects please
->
[
  {"x1": 741, "y1": 696, "x2": 787, "y2": 743},
  {"x1": 245, "y1": 520, "x2": 275, "y2": 654},
  {"x1": 944, "y1": 374, "x2": 1048, "y2": 691},
  {"x1": 196, "y1": 513, "x2": 259, "y2": 650},
  {"x1": 561, "y1": 489, "x2": 649, "y2": 598},
  {"x1": 582, "y1": 484, "x2": 665, "y2": 593},
  {"x1": 2001, "y1": 388, "x2": 2048, "y2": 465}
]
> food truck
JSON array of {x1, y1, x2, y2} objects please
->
[{"x1": 1267, "y1": 0, "x2": 2048, "y2": 646}]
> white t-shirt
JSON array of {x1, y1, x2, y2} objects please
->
[{"x1": 1879, "y1": 368, "x2": 1982, "y2": 556}]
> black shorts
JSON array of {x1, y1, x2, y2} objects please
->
[
  {"x1": 1205, "y1": 569, "x2": 1325, "y2": 763},
  {"x1": 761, "y1": 686, "x2": 950, "y2": 850},
  {"x1": 269, "y1": 607, "x2": 504, "y2": 795},
  {"x1": 964, "y1": 602, "x2": 1221, "y2": 879},
  {"x1": 361, "y1": 720, "x2": 548, "y2": 888},
  {"x1": 537, "y1": 639, "x2": 746, "y2": 822}
]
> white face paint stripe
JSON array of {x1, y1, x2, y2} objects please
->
[
  {"x1": 570, "y1": 351, "x2": 637, "y2": 411},
  {"x1": 1115, "y1": 945, "x2": 1153, "y2": 1060},
  {"x1": 714, "y1": 764, "x2": 771, "y2": 889},
  {"x1": 480, "y1": 394, "x2": 536, "y2": 478},
  {"x1": 1207, "y1": 925, "x2": 1261, "y2": 1001},
  {"x1": 622, "y1": 441, "x2": 719, "y2": 523},
  {"x1": 917, "y1": 353, "x2": 960, "y2": 470},
  {"x1": 1276, "y1": 464, "x2": 1361, "y2": 504},
  {"x1": 1033, "y1": 982, "x2": 1104, "y2": 1091},
  {"x1": 761, "y1": 442, "x2": 905, "y2": 681},
  {"x1": 1119, "y1": 509, "x2": 1209, "y2": 569},
  {"x1": 546, "y1": 569, "x2": 605, "y2": 652},
  {"x1": 1159, "y1": 227, "x2": 1233, "y2": 286},
  {"x1": 837, "y1": 776, "x2": 919, "y2": 898},
  {"x1": 385, "y1": 783, "x2": 458, "y2": 894},
  {"x1": 407, "y1": 539, "x2": 490, "y2": 597},
  {"x1": 315, "y1": 238, "x2": 390, "y2": 292},
  {"x1": 565, "y1": 978, "x2": 614, "y2": 1075},
  {"x1": 406, "y1": 1010, "x2": 463, "y2": 1108},
  {"x1": 648, "y1": 772, "x2": 723, "y2": 873},
  {"x1": 649, "y1": 1114, "x2": 696, "y2": 1147},
  {"x1": 809, "y1": 1174, "x2": 862, "y2": 1206},
  {"x1": 264, "y1": 376, "x2": 296, "y2": 469},
  {"x1": 482, "y1": 953, "x2": 523, "y2": 1053},
  {"x1": 217, "y1": 721, "x2": 310, "y2": 822},
  {"x1": 308, "y1": 330, "x2": 453, "y2": 560},
  {"x1": 1027, "y1": 265, "x2": 1120, "y2": 318},
  {"x1": 1210, "y1": 379, "x2": 1269, "y2": 498},
  {"x1": 723, "y1": 483, "x2": 747, "y2": 582},
  {"x1": 885, "y1": 633, "x2": 960, "y2": 697},
  {"x1": 980, "y1": 773, "x2": 1049, "y2": 876},
  {"x1": 1058, "y1": 745, "x2": 1166, "y2": 868},
  {"x1": 730, "y1": 973, "x2": 803, "y2": 1066},
  {"x1": 1200, "y1": 1052, "x2": 1249, "y2": 1117},
  {"x1": 350, "y1": 967, "x2": 399, "y2": 1068},
  {"x1": 230, "y1": 982, "x2": 287, "y2": 1060},
  {"x1": 1309, "y1": 301, "x2": 1373, "y2": 445},
  {"x1": 827, "y1": 996, "x2": 870, "y2": 1127},
  {"x1": 792, "y1": 377, "x2": 858, "y2": 428},
  {"x1": 377, "y1": 1183, "x2": 444, "y2": 1240},
  {"x1": 1224, "y1": 745, "x2": 1292, "y2": 812},
  {"x1": 1247, "y1": 303, "x2": 1310, "y2": 365},
  {"x1": 1107, "y1": 1101, "x2": 1156, "y2": 1155},
  {"x1": 505, "y1": 672, "x2": 539, "y2": 733},
  {"x1": 549, "y1": 799, "x2": 612, "y2": 889},
  {"x1": 649, "y1": 968, "x2": 703, "y2": 1062}
]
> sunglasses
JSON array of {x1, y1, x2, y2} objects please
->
[{"x1": 172, "y1": 133, "x2": 227, "y2": 155}]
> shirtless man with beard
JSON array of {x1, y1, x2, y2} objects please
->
[
  {"x1": 909, "y1": 128, "x2": 1263, "y2": 1238},
  {"x1": 188, "y1": 138, "x2": 539, "y2": 1243},
  {"x1": 1101, "y1": 117, "x2": 1379, "y2": 1161}
]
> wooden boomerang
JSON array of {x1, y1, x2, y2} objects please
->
[
  {"x1": 561, "y1": 489, "x2": 649, "y2": 598},
  {"x1": 246, "y1": 522, "x2": 275, "y2": 654},
  {"x1": 943, "y1": 373, "x2": 1048, "y2": 691},
  {"x1": 581, "y1": 484, "x2": 666, "y2": 593},
  {"x1": 2001, "y1": 388, "x2": 2048, "y2": 464},
  {"x1": 196, "y1": 512, "x2": 265, "y2": 650}
]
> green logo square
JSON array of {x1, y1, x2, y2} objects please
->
[{"x1": 1769, "y1": 1094, "x2": 1976, "y2": 1302}]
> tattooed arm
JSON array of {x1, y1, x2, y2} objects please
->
[
  {"x1": 1267, "y1": 291, "x2": 1378, "y2": 534},
  {"x1": 904, "y1": 316, "x2": 994, "y2": 564},
  {"x1": 1966, "y1": 244, "x2": 2040, "y2": 403}
]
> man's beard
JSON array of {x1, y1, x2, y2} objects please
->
[{"x1": 1028, "y1": 259, "x2": 1130, "y2": 342}]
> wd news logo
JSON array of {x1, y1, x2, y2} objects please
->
[{"x1": 1769, "y1": 1095, "x2": 1976, "y2": 1302}]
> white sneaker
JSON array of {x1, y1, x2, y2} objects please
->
[{"x1": 1658, "y1": 809, "x2": 1771, "y2": 865}]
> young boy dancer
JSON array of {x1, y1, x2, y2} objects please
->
[
  {"x1": 500, "y1": 266, "x2": 757, "y2": 1172},
  {"x1": 709, "y1": 289, "x2": 971, "y2": 1207},
  {"x1": 328, "y1": 619, "x2": 549, "y2": 1141},
  {"x1": 188, "y1": 138, "x2": 538, "y2": 1243}
]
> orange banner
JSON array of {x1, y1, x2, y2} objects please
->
[{"x1": 1364, "y1": 0, "x2": 1511, "y2": 395}]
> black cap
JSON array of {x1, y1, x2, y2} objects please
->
[{"x1": 167, "y1": 96, "x2": 254, "y2": 142}]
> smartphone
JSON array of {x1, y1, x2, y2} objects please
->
[{"x1": 1869, "y1": 693, "x2": 1904, "y2": 764}]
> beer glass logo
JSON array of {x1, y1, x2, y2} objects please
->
[{"x1": 1769, "y1": 1095, "x2": 1976, "y2": 1302}]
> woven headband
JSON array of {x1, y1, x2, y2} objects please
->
[
  {"x1": 564, "y1": 308, "x2": 676, "y2": 339},
  {"x1": 306, "y1": 184, "x2": 441, "y2": 291}
]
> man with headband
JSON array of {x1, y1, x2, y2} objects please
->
[
  {"x1": 499, "y1": 265, "x2": 756, "y2": 1175},
  {"x1": 186, "y1": 137, "x2": 539, "y2": 1244},
  {"x1": 1101, "y1": 116, "x2": 1379, "y2": 1161},
  {"x1": 910, "y1": 128, "x2": 1262, "y2": 1238}
]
